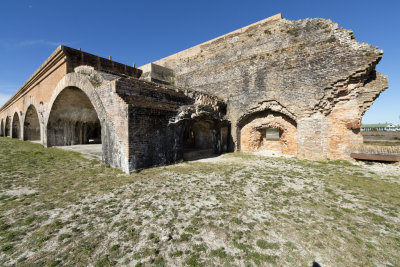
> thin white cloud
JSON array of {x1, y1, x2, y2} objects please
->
[{"x1": 0, "y1": 93, "x2": 12, "y2": 108}]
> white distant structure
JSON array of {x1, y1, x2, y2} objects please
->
[{"x1": 361, "y1": 123, "x2": 400, "y2": 131}]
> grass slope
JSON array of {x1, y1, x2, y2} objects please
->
[{"x1": 0, "y1": 137, "x2": 399, "y2": 266}]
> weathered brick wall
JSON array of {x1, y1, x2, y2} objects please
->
[
  {"x1": 240, "y1": 111, "x2": 297, "y2": 155},
  {"x1": 0, "y1": 45, "x2": 142, "y2": 143},
  {"x1": 23, "y1": 105, "x2": 41, "y2": 141},
  {"x1": 63, "y1": 46, "x2": 141, "y2": 78},
  {"x1": 327, "y1": 100, "x2": 363, "y2": 160},
  {"x1": 114, "y1": 77, "x2": 227, "y2": 170},
  {"x1": 0, "y1": 15, "x2": 390, "y2": 172},
  {"x1": 297, "y1": 113, "x2": 329, "y2": 160},
  {"x1": 0, "y1": 45, "x2": 228, "y2": 173},
  {"x1": 0, "y1": 119, "x2": 4, "y2": 136},
  {"x1": 0, "y1": 58, "x2": 68, "y2": 140},
  {"x1": 70, "y1": 67, "x2": 132, "y2": 172},
  {"x1": 148, "y1": 14, "x2": 388, "y2": 160},
  {"x1": 114, "y1": 77, "x2": 192, "y2": 170},
  {"x1": 0, "y1": 46, "x2": 144, "y2": 173},
  {"x1": 128, "y1": 106, "x2": 180, "y2": 169}
]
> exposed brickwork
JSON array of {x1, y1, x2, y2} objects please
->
[
  {"x1": 0, "y1": 14, "x2": 389, "y2": 172},
  {"x1": 146, "y1": 14, "x2": 388, "y2": 160},
  {"x1": 0, "y1": 119, "x2": 4, "y2": 136},
  {"x1": 297, "y1": 113, "x2": 328, "y2": 160},
  {"x1": 326, "y1": 100, "x2": 364, "y2": 160},
  {"x1": 23, "y1": 105, "x2": 40, "y2": 141},
  {"x1": 240, "y1": 112, "x2": 297, "y2": 155}
]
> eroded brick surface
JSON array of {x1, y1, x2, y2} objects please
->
[
  {"x1": 240, "y1": 112, "x2": 297, "y2": 155},
  {"x1": 0, "y1": 14, "x2": 389, "y2": 172},
  {"x1": 147, "y1": 14, "x2": 388, "y2": 160}
]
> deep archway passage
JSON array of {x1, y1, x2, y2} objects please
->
[
  {"x1": 5, "y1": 117, "x2": 10, "y2": 137},
  {"x1": 182, "y1": 120, "x2": 219, "y2": 160},
  {"x1": 24, "y1": 105, "x2": 41, "y2": 141},
  {"x1": 12, "y1": 112, "x2": 21, "y2": 139},
  {"x1": 47, "y1": 87, "x2": 101, "y2": 147},
  {"x1": 0, "y1": 119, "x2": 4, "y2": 136}
]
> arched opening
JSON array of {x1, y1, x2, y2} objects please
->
[
  {"x1": 24, "y1": 105, "x2": 41, "y2": 141},
  {"x1": 239, "y1": 110, "x2": 297, "y2": 155},
  {"x1": 47, "y1": 87, "x2": 102, "y2": 148},
  {"x1": 5, "y1": 117, "x2": 10, "y2": 137},
  {"x1": 0, "y1": 119, "x2": 4, "y2": 137},
  {"x1": 182, "y1": 120, "x2": 218, "y2": 160},
  {"x1": 12, "y1": 112, "x2": 21, "y2": 139}
]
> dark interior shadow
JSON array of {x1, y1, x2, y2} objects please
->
[{"x1": 182, "y1": 149, "x2": 219, "y2": 162}]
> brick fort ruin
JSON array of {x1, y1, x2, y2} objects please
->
[{"x1": 0, "y1": 14, "x2": 388, "y2": 173}]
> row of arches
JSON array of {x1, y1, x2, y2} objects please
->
[
  {"x1": 0, "y1": 80, "x2": 299, "y2": 171},
  {"x1": 1, "y1": 87, "x2": 297, "y2": 156},
  {"x1": 0, "y1": 87, "x2": 102, "y2": 148},
  {"x1": 0, "y1": 105, "x2": 40, "y2": 140}
]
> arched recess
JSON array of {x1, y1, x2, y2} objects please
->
[
  {"x1": 46, "y1": 86, "x2": 102, "y2": 147},
  {"x1": 181, "y1": 119, "x2": 222, "y2": 160},
  {"x1": 5, "y1": 116, "x2": 10, "y2": 137},
  {"x1": 12, "y1": 112, "x2": 21, "y2": 139},
  {"x1": 0, "y1": 119, "x2": 4, "y2": 136},
  {"x1": 24, "y1": 105, "x2": 41, "y2": 141},
  {"x1": 238, "y1": 110, "x2": 298, "y2": 155}
]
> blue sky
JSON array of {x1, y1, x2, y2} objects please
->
[{"x1": 0, "y1": 0, "x2": 398, "y2": 124}]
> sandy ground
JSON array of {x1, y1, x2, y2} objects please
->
[{"x1": 55, "y1": 144, "x2": 102, "y2": 160}]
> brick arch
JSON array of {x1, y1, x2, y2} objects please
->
[
  {"x1": 22, "y1": 98, "x2": 44, "y2": 142},
  {"x1": 22, "y1": 97, "x2": 43, "y2": 123},
  {"x1": 23, "y1": 104, "x2": 41, "y2": 141},
  {"x1": 4, "y1": 116, "x2": 11, "y2": 137},
  {"x1": 236, "y1": 100, "x2": 297, "y2": 128},
  {"x1": 238, "y1": 109, "x2": 298, "y2": 155},
  {"x1": 45, "y1": 73, "x2": 107, "y2": 126},
  {"x1": 11, "y1": 110, "x2": 21, "y2": 139},
  {"x1": 234, "y1": 100, "x2": 297, "y2": 151},
  {"x1": 45, "y1": 73, "x2": 107, "y2": 148},
  {"x1": 0, "y1": 118, "x2": 4, "y2": 136}
]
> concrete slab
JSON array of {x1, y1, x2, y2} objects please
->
[{"x1": 55, "y1": 144, "x2": 102, "y2": 160}]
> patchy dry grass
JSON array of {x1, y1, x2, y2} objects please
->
[
  {"x1": 0, "y1": 137, "x2": 400, "y2": 266},
  {"x1": 351, "y1": 143, "x2": 400, "y2": 155},
  {"x1": 364, "y1": 141, "x2": 400, "y2": 147}
]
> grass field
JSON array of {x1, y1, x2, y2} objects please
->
[
  {"x1": 362, "y1": 131, "x2": 400, "y2": 147},
  {"x1": 0, "y1": 137, "x2": 400, "y2": 266},
  {"x1": 364, "y1": 141, "x2": 400, "y2": 147}
]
